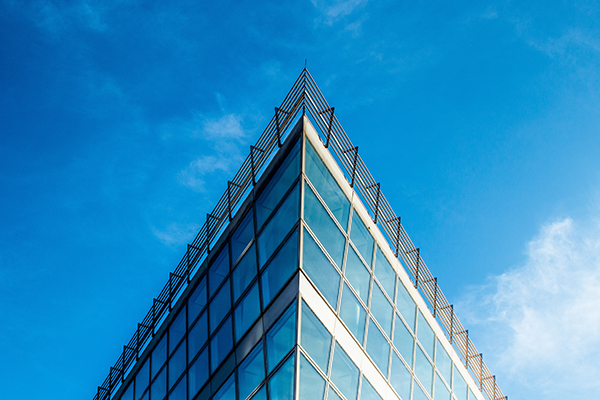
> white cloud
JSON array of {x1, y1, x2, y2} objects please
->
[
  {"x1": 152, "y1": 222, "x2": 200, "y2": 246},
  {"x1": 310, "y1": 0, "x2": 368, "y2": 24},
  {"x1": 179, "y1": 155, "x2": 235, "y2": 192},
  {"x1": 461, "y1": 217, "x2": 600, "y2": 399}
]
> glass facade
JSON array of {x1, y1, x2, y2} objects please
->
[{"x1": 110, "y1": 117, "x2": 486, "y2": 400}]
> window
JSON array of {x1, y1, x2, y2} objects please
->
[
  {"x1": 234, "y1": 282, "x2": 261, "y2": 341},
  {"x1": 370, "y1": 283, "x2": 393, "y2": 337},
  {"x1": 344, "y1": 244, "x2": 371, "y2": 304},
  {"x1": 209, "y1": 279, "x2": 231, "y2": 334},
  {"x1": 188, "y1": 311, "x2": 207, "y2": 361},
  {"x1": 210, "y1": 316, "x2": 233, "y2": 372},
  {"x1": 366, "y1": 320, "x2": 390, "y2": 374},
  {"x1": 300, "y1": 301, "x2": 332, "y2": 373},
  {"x1": 373, "y1": 246, "x2": 395, "y2": 298},
  {"x1": 260, "y1": 229, "x2": 298, "y2": 306},
  {"x1": 390, "y1": 352, "x2": 411, "y2": 400},
  {"x1": 417, "y1": 311, "x2": 435, "y2": 359},
  {"x1": 415, "y1": 345, "x2": 433, "y2": 395},
  {"x1": 302, "y1": 229, "x2": 341, "y2": 308},
  {"x1": 232, "y1": 244, "x2": 258, "y2": 302},
  {"x1": 330, "y1": 344, "x2": 359, "y2": 400},
  {"x1": 339, "y1": 284, "x2": 366, "y2": 344},
  {"x1": 231, "y1": 211, "x2": 254, "y2": 264},
  {"x1": 299, "y1": 354, "x2": 326, "y2": 399},
  {"x1": 238, "y1": 342, "x2": 265, "y2": 400},
  {"x1": 396, "y1": 279, "x2": 416, "y2": 331},
  {"x1": 393, "y1": 314, "x2": 415, "y2": 368},
  {"x1": 349, "y1": 212, "x2": 374, "y2": 266},
  {"x1": 188, "y1": 277, "x2": 207, "y2": 327},
  {"x1": 268, "y1": 353, "x2": 295, "y2": 400},
  {"x1": 208, "y1": 244, "x2": 230, "y2": 297},
  {"x1": 266, "y1": 304, "x2": 296, "y2": 372}
]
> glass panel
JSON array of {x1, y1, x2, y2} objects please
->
[
  {"x1": 393, "y1": 314, "x2": 415, "y2": 368},
  {"x1": 339, "y1": 283, "x2": 366, "y2": 344},
  {"x1": 150, "y1": 368, "x2": 166, "y2": 400},
  {"x1": 135, "y1": 359, "x2": 149, "y2": 399},
  {"x1": 266, "y1": 303, "x2": 296, "y2": 372},
  {"x1": 300, "y1": 301, "x2": 332, "y2": 373},
  {"x1": 366, "y1": 320, "x2": 389, "y2": 375},
  {"x1": 188, "y1": 311, "x2": 207, "y2": 361},
  {"x1": 349, "y1": 212, "x2": 374, "y2": 266},
  {"x1": 239, "y1": 342, "x2": 265, "y2": 400},
  {"x1": 232, "y1": 243, "x2": 258, "y2": 302},
  {"x1": 327, "y1": 386, "x2": 344, "y2": 400},
  {"x1": 468, "y1": 389, "x2": 475, "y2": 400},
  {"x1": 208, "y1": 244, "x2": 230, "y2": 297},
  {"x1": 214, "y1": 374, "x2": 236, "y2": 400},
  {"x1": 330, "y1": 344, "x2": 359, "y2": 400},
  {"x1": 453, "y1": 366, "x2": 468, "y2": 400},
  {"x1": 169, "y1": 306, "x2": 186, "y2": 354},
  {"x1": 151, "y1": 335, "x2": 167, "y2": 378},
  {"x1": 299, "y1": 353, "x2": 326, "y2": 399},
  {"x1": 435, "y1": 372, "x2": 451, "y2": 400},
  {"x1": 344, "y1": 245, "x2": 370, "y2": 304},
  {"x1": 256, "y1": 138, "x2": 301, "y2": 229},
  {"x1": 413, "y1": 382, "x2": 428, "y2": 400},
  {"x1": 235, "y1": 282, "x2": 261, "y2": 341},
  {"x1": 417, "y1": 311, "x2": 435, "y2": 359},
  {"x1": 303, "y1": 184, "x2": 345, "y2": 267},
  {"x1": 210, "y1": 316, "x2": 233, "y2": 372},
  {"x1": 168, "y1": 339, "x2": 186, "y2": 390},
  {"x1": 373, "y1": 246, "x2": 395, "y2": 298},
  {"x1": 210, "y1": 278, "x2": 231, "y2": 334},
  {"x1": 396, "y1": 279, "x2": 416, "y2": 331},
  {"x1": 305, "y1": 139, "x2": 351, "y2": 230},
  {"x1": 261, "y1": 229, "x2": 298, "y2": 306},
  {"x1": 188, "y1": 347, "x2": 208, "y2": 398},
  {"x1": 257, "y1": 183, "x2": 299, "y2": 266},
  {"x1": 360, "y1": 376, "x2": 382, "y2": 400},
  {"x1": 268, "y1": 353, "x2": 295, "y2": 400},
  {"x1": 232, "y1": 211, "x2": 254, "y2": 264},
  {"x1": 436, "y1": 340, "x2": 452, "y2": 386},
  {"x1": 390, "y1": 352, "x2": 411, "y2": 400},
  {"x1": 188, "y1": 277, "x2": 207, "y2": 327},
  {"x1": 302, "y1": 229, "x2": 341, "y2": 308},
  {"x1": 415, "y1": 346, "x2": 433, "y2": 395},
  {"x1": 251, "y1": 385, "x2": 267, "y2": 400},
  {"x1": 122, "y1": 381, "x2": 133, "y2": 400},
  {"x1": 170, "y1": 374, "x2": 186, "y2": 400},
  {"x1": 370, "y1": 283, "x2": 393, "y2": 337}
]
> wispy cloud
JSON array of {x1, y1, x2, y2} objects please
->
[
  {"x1": 152, "y1": 222, "x2": 200, "y2": 247},
  {"x1": 461, "y1": 217, "x2": 600, "y2": 398},
  {"x1": 310, "y1": 0, "x2": 368, "y2": 25}
]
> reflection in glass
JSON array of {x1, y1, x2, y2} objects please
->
[
  {"x1": 135, "y1": 359, "x2": 149, "y2": 398},
  {"x1": 390, "y1": 352, "x2": 411, "y2": 400},
  {"x1": 208, "y1": 244, "x2": 230, "y2": 297},
  {"x1": 453, "y1": 366, "x2": 468, "y2": 400},
  {"x1": 210, "y1": 316, "x2": 233, "y2": 372},
  {"x1": 213, "y1": 374, "x2": 236, "y2": 400},
  {"x1": 350, "y1": 212, "x2": 374, "y2": 266},
  {"x1": 396, "y1": 279, "x2": 416, "y2": 330},
  {"x1": 393, "y1": 314, "x2": 415, "y2": 368},
  {"x1": 122, "y1": 382, "x2": 133, "y2": 400},
  {"x1": 257, "y1": 183, "x2": 299, "y2": 267},
  {"x1": 370, "y1": 283, "x2": 393, "y2": 337},
  {"x1": 304, "y1": 184, "x2": 345, "y2": 267},
  {"x1": 256, "y1": 139, "x2": 300, "y2": 229},
  {"x1": 168, "y1": 338, "x2": 186, "y2": 389},
  {"x1": 300, "y1": 301, "x2": 331, "y2": 373},
  {"x1": 210, "y1": 279, "x2": 231, "y2": 334},
  {"x1": 169, "y1": 306, "x2": 186, "y2": 354},
  {"x1": 188, "y1": 277, "x2": 207, "y2": 327},
  {"x1": 238, "y1": 342, "x2": 265, "y2": 400},
  {"x1": 436, "y1": 340, "x2": 452, "y2": 389},
  {"x1": 266, "y1": 304, "x2": 296, "y2": 372},
  {"x1": 344, "y1": 245, "x2": 370, "y2": 303},
  {"x1": 360, "y1": 376, "x2": 383, "y2": 400},
  {"x1": 232, "y1": 244, "x2": 258, "y2": 302},
  {"x1": 302, "y1": 230, "x2": 341, "y2": 308},
  {"x1": 299, "y1": 353, "x2": 326, "y2": 399},
  {"x1": 151, "y1": 335, "x2": 166, "y2": 378},
  {"x1": 373, "y1": 246, "x2": 395, "y2": 298},
  {"x1": 188, "y1": 347, "x2": 208, "y2": 398},
  {"x1": 417, "y1": 311, "x2": 435, "y2": 359},
  {"x1": 339, "y1": 284, "x2": 366, "y2": 344},
  {"x1": 260, "y1": 229, "x2": 298, "y2": 306},
  {"x1": 305, "y1": 139, "x2": 350, "y2": 229},
  {"x1": 412, "y1": 382, "x2": 428, "y2": 400},
  {"x1": 188, "y1": 311, "x2": 207, "y2": 361},
  {"x1": 150, "y1": 368, "x2": 166, "y2": 400},
  {"x1": 415, "y1": 346, "x2": 433, "y2": 395},
  {"x1": 268, "y1": 353, "x2": 295, "y2": 400},
  {"x1": 235, "y1": 282, "x2": 261, "y2": 341},
  {"x1": 231, "y1": 211, "x2": 254, "y2": 264},
  {"x1": 330, "y1": 344, "x2": 359, "y2": 400},
  {"x1": 434, "y1": 372, "x2": 451, "y2": 400},
  {"x1": 366, "y1": 320, "x2": 390, "y2": 375},
  {"x1": 170, "y1": 375, "x2": 186, "y2": 400},
  {"x1": 327, "y1": 386, "x2": 343, "y2": 400},
  {"x1": 250, "y1": 385, "x2": 267, "y2": 400}
]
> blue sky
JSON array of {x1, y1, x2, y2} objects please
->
[{"x1": 1, "y1": 1, "x2": 600, "y2": 399}]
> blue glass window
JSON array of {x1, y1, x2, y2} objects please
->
[
  {"x1": 350, "y1": 212, "x2": 374, "y2": 266},
  {"x1": 151, "y1": 335, "x2": 167, "y2": 378},
  {"x1": 169, "y1": 306, "x2": 186, "y2": 354},
  {"x1": 302, "y1": 230, "x2": 341, "y2": 308},
  {"x1": 168, "y1": 339, "x2": 186, "y2": 390},
  {"x1": 170, "y1": 375, "x2": 186, "y2": 400},
  {"x1": 393, "y1": 314, "x2": 415, "y2": 368},
  {"x1": 235, "y1": 282, "x2": 261, "y2": 341},
  {"x1": 151, "y1": 368, "x2": 166, "y2": 400},
  {"x1": 344, "y1": 245, "x2": 370, "y2": 303},
  {"x1": 122, "y1": 382, "x2": 133, "y2": 400},
  {"x1": 436, "y1": 340, "x2": 452, "y2": 388},
  {"x1": 390, "y1": 352, "x2": 411, "y2": 400},
  {"x1": 330, "y1": 344, "x2": 359, "y2": 400},
  {"x1": 339, "y1": 283, "x2": 366, "y2": 344},
  {"x1": 238, "y1": 342, "x2": 265, "y2": 400},
  {"x1": 188, "y1": 347, "x2": 208, "y2": 398},
  {"x1": 370, "y1": 283, "x2": 393, "y2": 337},
  {"x1": 208, "y1": 244, "x2": 230, "y2": 297},
  {"x1": 232, "y1": 244, "x2": 258, "y2": 302},
  {"x1": 435, "y1": 372, "x2": 451, "y2": 400},
  {"x1": 268, "y1": 353, "x2": 295, "y2": 400},
  {"x1": 260, "y1": 229, "x2": 298, "y2": 306},
  {"x1": 210, "y1": 316, "x2": 233, "y2": 372},
  {"x1": 396, "y1": 279, "x2": 416, "y2": 331},
  {"x1": 415, "y1": 346, "x2": 433, "y2": 395},
  {"x1": 413, "y1": 382, "x2": 428, "y2": 400},
  {"x1": 266, "y1": 303, "x2": 296, "y2": 372},
  {"x1": 417, "y1": 311, "x2": 435, "y2": 359},
  {"x1": 257, "y1": 183, "x2": 299, "y2": 267},
  {"x1": 188, "y1": 277, "x2": 207, "y2": 327},
  {"x1": 250, "y1": 385, "x2": 267, "y2": 400},
  {"x1": 300, "y1": 301, "x2": 332, "y2": 373},
  {"x1": 366, "y1": 320, "x2": 390, "y2": 374},
  {"x1": 213, "y1": 374, "x2": 236, "y2": 400},
  {"x1": 188, "y1": 311, "x2": 207, "y2": 361},
  {"x1": 303, "y1": 184, "x2": 345, "y2": 267},
  {"x1": 210, "y1": 278, "x2": 231, "y2": 333},
  {"x1": 327, "y1": 387, "x2": 343, "y2": 400},
  {"x1": 135, "y1": 359, "x2": 149, "y2": 397},
  {"x1": 305, "y1": 139, "x2": 351, "y2": 230},
  {"x1": 360, "y1": 376, "x2": 382, "y2": 400},
  {"x1": 373, "y1": 247, "x2": 395, "y2": 298},
  {"x1": 299, "y1": 353, "x2": 326, "y2": 399},
  {"x1": 231, "y1": 211, "x2": 254, "y2": 264},
  {"x1": 453, "y1": 366, "x2": 468, "y2": 400},
  {"x1": 256, "y1": 139, "x2": 300, "y2": 230}
]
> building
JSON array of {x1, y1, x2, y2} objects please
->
[{"x1": 93, "y1": 70, "x2": 506, "y2": 400}]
